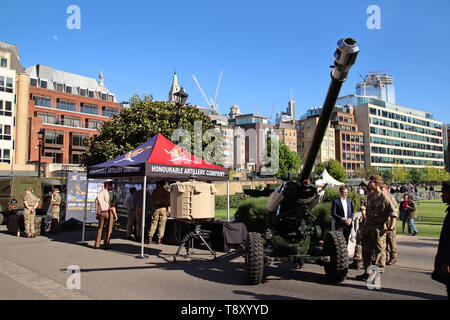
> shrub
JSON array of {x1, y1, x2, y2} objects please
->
[
  {"x1": 234, "y1": 197, "x2": 269, "y2": 233},
  {"x1": 215, "y1": 193, "x2": 248, "y2": 210},
  {"x1": 323, "y1": 187, "x2": 361, "y2": 213},
  {"x1": 310, "y1": 202, "x2": 332, "y2": 240}
]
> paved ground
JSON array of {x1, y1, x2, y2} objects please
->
[{"x1": 0, "y1": 224, "x2": 447, "y2": 301}]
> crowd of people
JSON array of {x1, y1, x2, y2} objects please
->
[
  {"x1": 332, "y1": 176, "x2": 450, "y2": 298},
  {"x1": 94, "y1": 180, "x2": 170, "y2": 250}
]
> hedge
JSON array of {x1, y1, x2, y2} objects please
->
[{"x1": 215, "y1": 193, "x2": 248, "y2": 210}]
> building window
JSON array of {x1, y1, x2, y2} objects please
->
[
  {"x1": 101, "y1": 93, "x2": 107, "y2": 101},
  {"x1": 61, "y1": 115, "x2": 81, "y2": 127},
  {"x1": 40, "y1": 80, "x2": 47, "y2": 89},
  {"x1": 0, "y1": 100, "x2": 12, "y2": 117},
  {"x1": 71, "y1": 153, "x2": 84, "y2": 164},
  {"x1": 79, "y1": 88, "x2": 86, "y2": 96},
  {"x1": 44, "y1": 151, "x2": 63, "y2": 164},
  {"x1": 36, "y1": 112, "x2": 57, "y2": 125},
  {"x1": 2, "y1": 149, "x2": 10, "y2": 163},
  {"x1": 80, "y1": 103, "x2": 98, "y2": 115},
  {"x1": 57, "y1": 99, "x2": 76, "y2": 112},
  {"x1": 33, "y1": 95, "x2": 52, "y2": 108},
  {"x1": 30, "y1": 78, "x2": 38, "y2": 87},
  {"x1": 45, "y1": 131, "x2": 64, "y2": 145},
  {"x1": 102, "y1": 106, "x2": 118, "y2": 118},
  {"x1": 85, "y1": 119, "x2": 103, "y2": 130},
  {"x1": 88, "y1": 90, "x2": 94, "y2": 98},
  {"x1": 72, "y1": 134, "x2": 89, "y2": 147},
  {"x1": 56, "y1": 83, "x2": 63, "y2": 92},
  {"x1": 0, "y1": 58, "x2": 7, "y2": 67},
  {"x1": 65, "y1": 86, "x2": 72, "y2": 94}
]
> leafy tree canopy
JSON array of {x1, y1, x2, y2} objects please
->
[
  {"x1": 83, "y1": 95, "x2": 216, "y2": 167},
  {"x1": 314, "y1": 159, "x2": 347, "y2": 183}
]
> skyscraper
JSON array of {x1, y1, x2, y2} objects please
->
[{"x1": 356, "y1": 73, "x2": 396, "y2": 104}]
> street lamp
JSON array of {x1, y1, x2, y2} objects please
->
[
  {"x1": 37, "y1": 129, "x2": 44, "y2": 178},
  {"x1": 174, "y1": 87, "x2": 189, "y2": 129}
]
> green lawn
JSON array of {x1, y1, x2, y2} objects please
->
[
  {"x1": 213, "y1": 199, "x2": 448, "y2": 238},
  {"x1": 215, "y1": 208, "x2": 238, "y2": 222}
]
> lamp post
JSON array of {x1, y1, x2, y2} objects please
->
[
  {"x1": 37, "y1": 129, "x2": 44, "y2": 178},
  {"x1": 174, "y1": 87, "x2": 189, "y2": 129}
]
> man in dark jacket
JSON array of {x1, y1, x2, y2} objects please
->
[
  {"x1": 432, "y1": 181, "x2": 450, "y2": 299},
  {"x1": 331, "y1": 185, "x2": 354, "y2": 243}
]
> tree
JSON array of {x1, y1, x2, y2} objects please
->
[
  {"x1": 408, "y1": 168, "x2": 425, "y2": 185},
  {"x1": 392, "y1": 166, "x2": 409, "y2": 183},
  {"x1": 277, "y1": 142, "x2": 301, "y2": 176},
  {"x1": 262, "y1": 140, "x2": 301, "y2": 176},
  {"x1": 83, "y1": 95, "x2": 216, "y2": 167},
  {"x1": 381, "y1": 170, "x2": 394, "y2": 184},
  {"x1": 354, "y1": 166, "x2": 380, "y2": 180},
  {"x1": 314, "y1": 159, "x2": 347, "y2": 183}
]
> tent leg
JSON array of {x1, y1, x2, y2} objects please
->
[
  {"x1": 81, "y1": 174, "x2": 89, "y2": 244},
  {"x1": 136, "y1": 176, "x2": 149, "y2": 259},
  {"x1": 227, "y1": 180, "x2": 230, "y2": 222}
]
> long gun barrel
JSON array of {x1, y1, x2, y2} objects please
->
[{"x1": 298, "y1": 38, "x2": 360, "y2": 183}]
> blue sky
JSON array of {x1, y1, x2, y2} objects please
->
[{"x1": 2, "y1": 0, "x2": 450, "y2": 123}]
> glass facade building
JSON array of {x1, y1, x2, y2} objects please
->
[{"x1": 337, "y1": 95, "x2": 444, "y2": 170}]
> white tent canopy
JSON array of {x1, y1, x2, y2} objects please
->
[{"x1": 315, "y1": 168, "x2": 344, "y2": 187}]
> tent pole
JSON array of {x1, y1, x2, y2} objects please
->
[
  {"x1": 136, "y1": 175, "x2": 149, "y2": 259},
  {"x1": 227, "y1": 180, "x2": 230, "y2": 222},
  {"x1": 81, "y1": 174, "x2": 88, "y2": 243}
]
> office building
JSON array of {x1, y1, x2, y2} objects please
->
[
  {"x1": 275, "y1": 122, "x2": 297, "y2": 153},
  {"x1": 0, "y1": 41, "x2": 24, "y2": 173},
  {"x1": 298, "y1": 111, "x2": 336, "y2": 166},
  {"x1": 330, "y1": 105, "x2": 365, "y2": 178},
  {"x1": 337, "y1": 95, "x2": 444, "y2": 170},
  {"x1": 444, "y1": 124, "x2": 450, "y2": 170},
  {"x1": 276, "y1": 98, "x2": 297, "y2": 124},
  {"x1": 24, "y1": 64, "x2": 121, "y2": 176}
]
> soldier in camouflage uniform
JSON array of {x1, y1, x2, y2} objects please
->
[
  {"x1": 356, "y1": 175, "x2": 395, "y2": 281},
  {"x1": 23, "y1": 188, "x2": 40, "y2": 238},
  {"x1": 381, "y1": 184, "x2": 399, "y2": 266},
  {"x1": 50, "y1": 188, "x2": 62, "y2": 233}
]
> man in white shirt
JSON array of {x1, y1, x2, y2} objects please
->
[
  {"x1": 94, "y1": 180, "x2": 118, "y2": 250},
  {"x1": 331, "y1": 186, "x2": 354, "y2": 242}
]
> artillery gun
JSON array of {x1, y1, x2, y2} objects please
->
[{"x1": 244, "y1": 38, "x2": 360, "y2": 285}]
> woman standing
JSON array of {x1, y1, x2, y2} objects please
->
[
  {"x1": 406, "y1": 195, "x2": 418, "y2": 236},
  {"x1": 399, "y1": 194, "x2": 409, "y2": 234}
]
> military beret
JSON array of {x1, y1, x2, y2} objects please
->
[
  {"x1": 441, "y1": 181, "x2": 450, "y2": 193},
  {"x1": 370, "y1": 174, "x2": 383, "y2": 182}
]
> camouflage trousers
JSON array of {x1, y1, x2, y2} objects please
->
[
  {"x1": 386, "y1": 227, "x2": 398, "y2": 259},
  {"x1": 353, "y1": 228, "x2": 364, "y2": 261},
  {"x1": 362, "y1": 224, "x2": 387, "y2": 273},
  {"x1": 148, "y1": 207, "x2": 168, "y2": 240},
  {"x1": 23, "y1": 208, "x2": 36, "y2": 236}
]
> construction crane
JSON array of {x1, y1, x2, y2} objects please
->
[
  {"x1": 269, "y1": 101, "x2": 275, "y2": 124},
  {"x1": 192, "y1": 70, "x2": 223, "y2": 115},
  {"x1": 253, "y1": 103, "x2": 260, "y2": 115}
]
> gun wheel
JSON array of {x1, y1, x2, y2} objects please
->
[
  {"x1": 245, "y1": 232, "x2": 264, "y2": 285},
  {"x1": 323, "y1": 231, "x2": 348, "y2": 283}
]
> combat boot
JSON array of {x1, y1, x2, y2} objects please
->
[
  {"x1": 355, "y1": 273, "x2": 369, "y2": 281},
  {"x1": 349, "y1": 260, "x2": 360, "y2": 270},
  {"x1": 144, "y1": 236, "x2": 151, "y2": 244},
  {"x1": 387, "y1": 257, "x2": 397, "y2": 266},
  {"x1": 157, "y1": 238, "x2": 162, "y2": 245}
]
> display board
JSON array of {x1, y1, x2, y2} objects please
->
[{"x1": 65, "y1": 172, "x2": 104, "y2": 223}]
